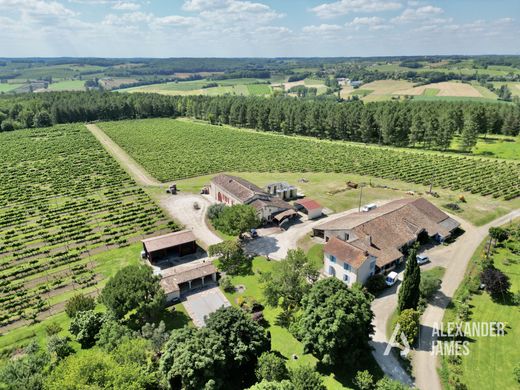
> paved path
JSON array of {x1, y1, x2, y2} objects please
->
[
  {"x1": 182, "y1": 286, "x2": 231, "y2": 327},
  {"x1": 413, "y1": 209, "x2": 520, "y2": 390},
  {"x1": 86, "y1": 123, "x2": 160, "y2": 186}
]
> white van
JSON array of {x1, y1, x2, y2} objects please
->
[
  {"x1": 362, "y1": 203, "x2": 377, "y2": 212},
  {"x1": 385, "y1": 271, "x2": 399, "y2": 286}
]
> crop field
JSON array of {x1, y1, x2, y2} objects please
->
[
  {"x1": 0, "y1": 125, "x2": 173, "y2": 332},
  {"x1": 47, "y1": 80, "x2": 86, "y2": 91},
  {"x1": 100, "y1": 119, "x2": 520, "y2": 200},
  {"x1": 343, "y1": 80, "x2": 414, "y2": 101},
  {"x1": 0, "y1": 83, "x2": 23, "y2": 93},
  {"x1": 395, "y1": 81, "x2": 484, "y2": 97},
  {"x1": 246, "y1": 84, "x2": 271, "y2": 95}
]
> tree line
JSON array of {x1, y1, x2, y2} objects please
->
[{"x1": 1, "y1": 91, "x2": 519, "y2": 151}]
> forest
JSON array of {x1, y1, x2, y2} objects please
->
[{"x1": 1, "y1": 91, "x2": 519, "y2": 151}]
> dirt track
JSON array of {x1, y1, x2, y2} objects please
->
[{"x1": 86, "y1": 123, "x2": 161, "y2": 186}]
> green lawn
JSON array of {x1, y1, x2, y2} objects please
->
[
  {"x1": 350, "y1": 89, "x2": 374, "y2": 97},
  {"x1": 174, "y1": 171, "x2": 520, "y2": 227},
  {"x1": 442, "y1": 226, "x2": 520, "y2": 390},
  {"x1": 47, "y1": 80, "x2": 86, "y2": 91},
  {"x1": 450, "y1": 134, "x2": 520, "y2": 160},
  {"x1": 0, "y1": 83, "x2": 23, "y2": 93},
  {"x1": 423, "y1": 88, "x2": 440, "y2": 96},
  {"x1": 221, "y1": 257, "x2": 382, "y2": 389}
]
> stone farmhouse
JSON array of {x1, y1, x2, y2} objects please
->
[{"x1": 314, "y1": 198, "x2": 460, "y2": 286}]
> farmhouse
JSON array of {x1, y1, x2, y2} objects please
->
[
  {"x1": 159, "y1": 262, "x2": 217, "y2": 302},
  {"x1": 315, "y1": 198, "x2": 460, "y2": 281},
  {"x1": 142, "y1": 230, "x2": 198, "y2": 263},
  {"x1": 294, "y1": 198, "x2": 323, "y2": 220},
  {"x1": 210, "y1": 174, "x2": 293, "y2": 222}
]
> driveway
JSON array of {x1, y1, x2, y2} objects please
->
[
  {"x1": 413, "y1": 209, "x2": 520, "y2": 390},
  {"x1": 158, "y1": 193, "x2": 222, "y2": 250},
  {"x1": 182, "y1": 286, "x2": 231, "y2": 327}
]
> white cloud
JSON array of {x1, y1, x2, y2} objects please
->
[
  {"x1": 112, "y1": 1, "x2": 140, "y2": 11},
  {"x1": 346, "y1": 16, "x2": 391, "y2": 30},
  {"x1": 153, "y1": 15, "x2": 197, "y2": 27},
  {"x1": 392, "y1": 5, "x2": 443, "y2": 23},
  {"x1": 102, "y1": 11, "x2": 152, "y2": 25},
  {"x1": 302, "y1": 23, "x2": 343, "y2": 33},
  {"x1": 311, "y1": 0, "x2": 402, "y2": 19}
]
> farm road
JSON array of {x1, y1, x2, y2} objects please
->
[
  {"x1": 86, "y1": 123, "x2": 160, "y2": 186},
  {"x1": 86, "y1": 123, "x2": 221, "y2": 249},
  {"x1": 414, "y1": 208, "x2": 520, "y2": 390}
]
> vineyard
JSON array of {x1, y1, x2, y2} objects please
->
[
  {"x1": 0, "y1": 125, "x2": 174, "y2": 331},
  {"x1": 100, "y1": 119, "x2": 520, "y2": 200}
]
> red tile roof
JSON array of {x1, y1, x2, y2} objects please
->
[
  {"x1": 295, "y1": 198, "x2": 322, "y2": 211},
  {"x1": 324, "y1": 237, "x2": 369, "y2": 269}
]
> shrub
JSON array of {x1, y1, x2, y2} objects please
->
[
  {"x1": 365, "y1": 274, "x2": 386, "y2": 294},
  {"x1": 65, "y1": 293, "x2": 96, "y2": 318},
  {"x1": 47, "y1": 335, "x2": 74, "y2": 360},
  {"x1": 45, "y1": 321, "x2": 63, "y2": 336},
  {"x1": 69, "y1": 310, "x2": 105, "y2": 348},
  {"x1": 354, "y1": 370, "x2": 374, "y2": 390},
  {"x1": 480, "y1": 267, "x2": 511, "y2": 299},
  {"x1": 396, "y1": 309, "x2": 420, "y2": 345},
  {"x1": 420, "y1": 274, "x2": 441, "y2": 300},
  {"x1": 256, "y1": 352, "x2": 289, "y2": 382},
  {"x1": 513, "y1": 362, "x2": 520, "y2": 383},
  {"x1": 207, "y1": 203, "x2": 226, "y2": 220},
  {"x1": 219, "y1": 276, "x2": 235, "y2": 293}
]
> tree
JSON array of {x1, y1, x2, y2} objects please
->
[
  {"x1": 212, "y1": 204, "x2": 260, "y2": 236},
  {"x1": 460, "y1": 112, "x2": 479, "y2": 151},
  {"x1": 65, "y1": 293, "x2": 96, "y2": 318},
  {"x1": 398, "y1": 245, "x2": 421, "y2": 313},
  {"x1": 0, "y1": 342, "x2": 50, "y2": 390},
  {"x1": 354, "y1": 370, "x2": 374, "y2": 390},
  {"x1": 209, "y1": 240, "x2": 249, "y2": 275},
  {"x1": 489, "y1": 226, "x2": 509, "y2": 246},
  {"x1": 420, "y1": 273, "x2": 441, "y2": 300},
  {"x1": 498, "y1": 85, "x2": 512, "y2": 101},
  {"x1": 256, "y1": 352, "x2": 289, "y2": 382},
  {"x1": 205, "y1": 306, "x2": 270, "y2": 379},
  {"x1": 296, "y1": 278, "x2": 374, "y2": 365},
  {"x1": 249, "y1": 380, "x2": 295, "y2": 390},
  {"x1": 100, "y1": 265, "x2": 165, "y2": 323},
  {"x1": 33, "y1": 110, "x2": 52, "y2": 127},
  {"x1": 141, "y1": 321, "x2": 170, "y2": 352},
  {"x1": 480, "y1": 267, "x2": 511, "y2": 299},
  {"x1": 45, "y1": 321, "x2": 63, "y2": 336},
  {"x1": 289, "y1": 365, "x2": 326, "y2": 390},
  {"x1": 261, "y1": 249, "x2": 319, "y2": 312},
  {"x1": 45, "y1": 348, "x2": 154, "y2": 390},
  {"x1": 47, "y1": 335, "x2": 74, "y2": 360},
  {"x1": 69, "y1": 310, "x2": 104, "y2": 348},
  {"x1": 396, "y1": 309, "x2": 420, "y2": 345},
  {"x1": 96, "y1": 318, "x2": 133, "y2": 351},
  {"x1": 160, "y1": 327, "x2": 226, "y2": 390},
  {"x1": 375, "y1": 377, "x2": 411, "y2": 389}
]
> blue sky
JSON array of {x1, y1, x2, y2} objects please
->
[{"x1": 0, "y1": 0, "x2": 518, "y2": 57}]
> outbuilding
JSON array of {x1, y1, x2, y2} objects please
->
[
  {"x1": 142, "y1": 230, "x2": 198, "y2": 263},
  {"x1": 294, "y1": 199, "x2": 323, "y2": 219},
  {"x1": 160, "y1": 262, "x2": 218, "y2": 302}
]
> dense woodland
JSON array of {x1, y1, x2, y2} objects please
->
[{"x1": 1, "y1": 92, "x2": 519, "y2": 151}]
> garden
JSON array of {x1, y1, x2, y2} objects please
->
[
  {"x1": 100, "y1": 119, "x2": 520, "y2": 200},
  {"x1": 0, "y1": 125, "x2": 174, "y2": 332}
]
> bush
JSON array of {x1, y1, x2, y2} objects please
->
[
  {"x1": 365, "y1": 274, "x2": 386, "y2": 294},
  {"x1": 69, "y1": 310, "x2": 105, "y2": 348},
  {"x1": 47, "y1": 335, "x2": 74, "y2": 360},
  {"x1": 65, "y1": 293, "x2": 96, "y2": 318},
  {"x1": 420, "y1": 274, "x2": 441, "y2": 300},
  {"x1": 207, "y1": 203, "x2": 226, "y2": 220},
  {"x1": 256, "y1": 352, "x2": 289, "y2": 382},
  {"x1": 480, "y1": 267, "x2": 511, "y2": 299},
  {"x1": 45, "y1": 321, "x2": 63, "y2": 336},
  {"x1": 396, "y1": 309, "x2": 420, "y2": 345},
  {"x1": 354, "y1": 370, "x2": 374, "y2": 390},
  {"x1": 513, "y1": 362, "x2": 520, "y2": 383},
  {"x1": 219, "y1": 276, "x2": 235, "y2": 293}
]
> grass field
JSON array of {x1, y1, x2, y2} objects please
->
[
  {"x1": 99, "y1": 118, "x2": 520, "y2": 201},
  {"x1": 450, "y1": 134, "x2": 520, "y2": 160},
  {"x1": 0, "y1": 125, "x2": 173, "y2": 333},
  {"x1": 47, "y1": 80, "x2": 86, "y2": 91},
  {"x1": 221, "y1": 256, "x2": 383, "y2": 389},
  {"x1": 0, "y1": 83, "x2": 23, "y2": 93},
  {"x1": 442, "y1": 222, "x2": 520, "y2": 390}
]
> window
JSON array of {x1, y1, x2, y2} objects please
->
[
  {"x1": 329, "y1": 255, "x2": 336, "y2": 263},
  {"x1": 343, "y1": 262, "x2": 351, "y2": 271},
  {"x1": 343, "y1": 274, "x2": 349, "y2": 282},
  {"x1": 369, "y1": 261, "x2": 376, "y2": 275},
  {"x1": 328, "y1": 266, "x2": 336, "y2": 276}
]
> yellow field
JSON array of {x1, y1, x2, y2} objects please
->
[{"x1": 395, "y1": 81, "x2": 483, "y2": 97}]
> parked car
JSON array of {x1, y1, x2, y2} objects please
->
[
  {"x1": 385, "y1": 271, "x2": 399, "y2": 286},
  {"x1": 416, "y1": 254, "x2": 430, "y2": 265},
  {"x1": 361, "y1": 203, "x2": 377, "y2": 212}
]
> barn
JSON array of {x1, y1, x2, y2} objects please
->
[
  {"x1": 142, "y1": 230, "x2": 198, "y2": 263},
  {"x1": 160, "y1": 262, "x2": 218, "y2": 302},
  {"x1": 294, "y1": 199, "x2": 323, "y2": 219}
]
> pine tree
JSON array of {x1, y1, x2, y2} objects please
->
[
  {"x1": 398, "y1": 244, "x2": 421, "y2": 313},
  {"x1": 460, "y1": 112, "x2": 479, "y2": 151}
]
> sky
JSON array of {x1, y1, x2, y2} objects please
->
[{"x1": 0, "y1": 0, "x2": 519, "y2": 57}]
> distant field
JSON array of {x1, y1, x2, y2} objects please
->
[
  {"x1": 0, "y1": 125, "x2": 172, "y2": 332},
  {"x1": 99, "y1": 118, "x2": 520, "y2": 200},
  {"x1": 493, "y1": 82, "x2": 520, "y2": 97},
  {"x1": 120, "y1": 78, "x2": 273, "y2": 96},
  {"x1": 0, "y1": 83, "x2": 22, "y2": 93},
  {"x1": 396, "y1": 81, "x2": 483, "y2": 97},
  {"x1": 451, "y1": 134, "x2": 520, "y2": 160},
  {"x1": 47, "y1": 80, "x2": 86, "y2": 91},
  {"x1": 371, "y1": 62, "x2": 520, "y2": 77}
]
